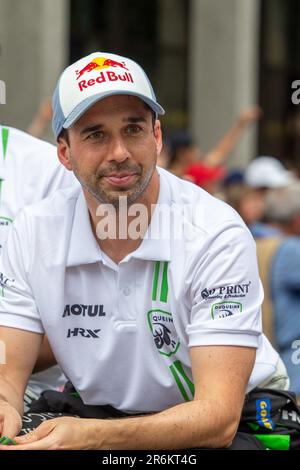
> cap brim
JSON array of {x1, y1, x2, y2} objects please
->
[{"x1": 63, "y1": 91, "x2": 165, "y2": 129}]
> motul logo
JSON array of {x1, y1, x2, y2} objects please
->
[
  {"x1": 63, "y1": 304, "x2": 106, "y2": 317},
  {"x1": 78, "y1": 71, "x2": 134, "y2": 92}
]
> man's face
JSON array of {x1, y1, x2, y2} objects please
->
[{"x1": 58, "y1": 95, "x2": 162, "y2": 207}]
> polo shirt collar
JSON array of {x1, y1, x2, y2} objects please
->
[
  {"x1": 66, "y1": 190, "x2": 103, "y2": 267},
  {"x1": 66, "y1": 169, "x2": 171, "y2": 267},
  {"x1": 125, "y1": 170, "x2": 171, "y2": 262}
]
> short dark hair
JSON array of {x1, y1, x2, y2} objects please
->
[
  {"x1": 58, "y1": 128, "x2": 70, "y2": 145},
  {"x1": 143, "y1": 104, "x2": 156, "y2": 129}
]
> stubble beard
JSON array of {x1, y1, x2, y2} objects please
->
[{"x1": 72, "y1": 160, "x2": 156, "y2": 209}]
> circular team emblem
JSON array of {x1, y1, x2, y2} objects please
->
[{"x1": 147, "y1": 309, "x2": 180, "y2": 357}]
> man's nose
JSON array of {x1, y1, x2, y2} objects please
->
[{"x1": 107, "y1": 136, "x2": 130, "y2": 163}]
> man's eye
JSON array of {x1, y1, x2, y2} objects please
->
[
  {"x1": 87, "y1": 131, "x2": 105, "y2": 140},
  {"x1": 125, "y1": 125, "x2": 142, "y2": 135}
]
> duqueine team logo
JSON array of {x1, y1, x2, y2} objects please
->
[{"x1": 147, "y1": 309, "x2": 180, "y2": 357}]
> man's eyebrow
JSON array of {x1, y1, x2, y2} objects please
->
[
  {"x1": 123, "y1": 116, "x2": 147, "y2": 124},
  {"x1": 80, "y1": 124, "x2": 104, "y2": 135},
  {"x1": 80, "y1": 117, "x2": 147, "y2": 135}
]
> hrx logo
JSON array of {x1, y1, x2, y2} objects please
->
[{"x1": 67, "y1": 328, "x2": 101, "y2": 339}]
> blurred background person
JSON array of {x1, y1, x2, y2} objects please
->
[
  {"x1": 244, "y1": 156, "x2": 296, "y2": 238},
  {"x1": 255, "y1": 184, "x2": 300, "y2": 397},
  {"x1": 167, "y1": 106, "x2": 261, "y2": 181},
  {"x1": 224, "y1": 156, "x2": 297, "y2": 237},
  {"x1": 0, "y1": 123, "x2": 78, "y2": 409}
]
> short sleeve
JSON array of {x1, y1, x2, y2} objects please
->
[
  {"x1": 186, "y1": 221, "x2": 263, "y2": 348},
  {"x1": 0, "y1": 211, "x2": 44, "y2": 334}
]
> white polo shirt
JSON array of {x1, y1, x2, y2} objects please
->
[
  {"x1": 0, "y1": 167, "x2": 279, "y2": 413},
  {"x1": 0, "y1": 125, "x2": 79, "y2": 396}
]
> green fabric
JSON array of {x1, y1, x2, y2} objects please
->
[
  {"x1": 160, "y1": 261, "x2": 169, "y2": 302},
  {"x1": 254, "y1": 433, "x2": 290, "y2": 450},
  {"x1": 152, "y1": 261, "x2": 160, "y2": 301},
  {"x1": 1, "y1": 127, "x2": 9, "y2": 159},
  {"x1": 247, "y1": 422, "x2": 260, "y2": 431},
  {"x1": 0, "y1": 127, "x2": 9, "y2": 206},
  {"x1": 169, "y1": 363, "x2": 190, "y2": 402},
  {"x1": 152, "y1": 261, "x2": 169, "y2": 302},
  {"x1": 172, "y1": 360, "x2": 195, "y2": 397},
  {"x1": 0, "y1": 436, "x2": 17, "y2": 445}
]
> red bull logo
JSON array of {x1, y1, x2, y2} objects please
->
[
  {"x1": 76, "y1": 56, "x2": 129, "y2": 80},
  {"x1": 76, "y1": 57, "x2": 134, "y2": 92}
]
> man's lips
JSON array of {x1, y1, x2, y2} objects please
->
[{"x1": 103, "y1": 173, "x2": 138, "y2": 186}]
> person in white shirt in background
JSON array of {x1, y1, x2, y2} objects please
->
[{"x1": 0, "y1": 124, "x2": 79, "y2": 409}]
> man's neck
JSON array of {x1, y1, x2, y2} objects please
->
[{"x1": 85, "y1": 171, "x2": 160, "y2": 264}]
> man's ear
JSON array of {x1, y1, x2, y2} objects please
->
[
  {"x1": 154, "y1": 120, "x2": 163, "y2": 155},
  {"x1": 57, "y1": 137, "x2": 73, "y2": 171}
]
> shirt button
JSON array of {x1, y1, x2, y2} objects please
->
[{"x1": 123, "y1": 287, "x2": 131, "y2": 296}]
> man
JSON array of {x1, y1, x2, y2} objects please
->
[
  {"x1": 244, "y1": 156, "x2": 295, "y2": 239},
  {"x1": 0, "y1": 124, "x2": 79, "y2": 408},
  {"x1": 0, "y1": 52, "x2": 288, "y2": 450}
]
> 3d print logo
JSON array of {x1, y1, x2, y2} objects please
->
[{"x1": 0, "y1": 80, "x2": 6, "y2": 104}]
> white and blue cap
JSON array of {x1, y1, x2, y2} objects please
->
[{"x1": 52, "y1": 51, "x2": 165, "y2": 139}]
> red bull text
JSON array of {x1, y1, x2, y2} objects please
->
[{"x1": 78, "y1": 70, "x2": 134, "y2": 92}]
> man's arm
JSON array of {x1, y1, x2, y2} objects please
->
[
  {"x1": 32, "y1": 336, "x2": 57, "y2": 373},
  {"x1": 203, "y1": 106, "x2": 262, "y2": 168},
  {"x1": 0, "y1": 326, "x2": 42, "y2": 437},
  {"x1": 93, "y1": 344, "x2": 256, "y2": 449},
  {"x1": 11, "y1": 344, "x2": 255, "y2": 450},
  {"x1": 26, "y1": 97, "x2": 52, "y2": 138}
]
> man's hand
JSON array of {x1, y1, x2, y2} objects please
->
[
  {"x1": 0, "y1": 417, "x2": 100, "y2": 450},
  {"x1": 238, "y1": 106, "x2": 263, "y2": 126},
  {"x1": 0, "y1": 400, "x2": 22, "y2": 439},
  {"x1": 0, "y1": 326, "x2": 43, "y2": 443}
]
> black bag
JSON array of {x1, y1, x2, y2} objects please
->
[
  {"x1": 22, "y1": 383, "x2": 300, "y2": 450},
  {"x1": 238, "y1": 388, "x2": 300, "y2": 450},
  {"x1": 19, "y1": 381, "x2": 129, "y2": 435},
  {"x1": 24, "y1": 387, "x2": 266, "y2": 450}
]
